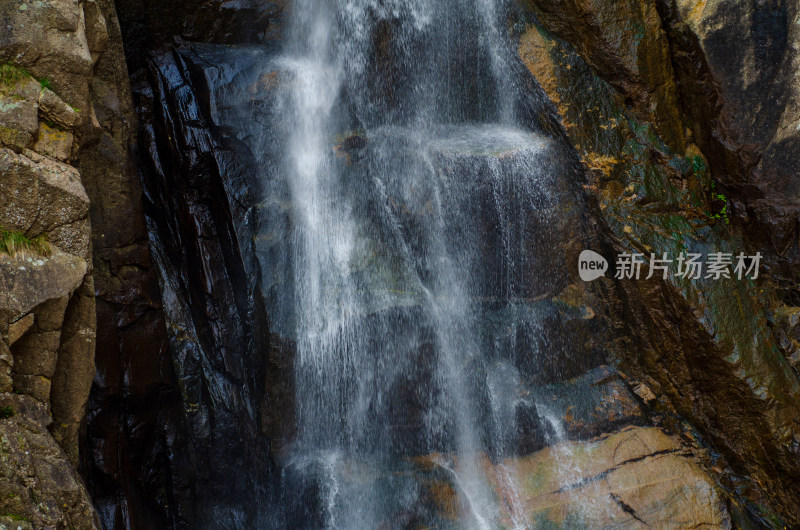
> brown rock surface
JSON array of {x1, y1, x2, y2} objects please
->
[
  {"x1": 50, "y1": 276, "x2": 96, "y2": 465},
  {"x1": 1, "y1": 0, "x2": 101, "y2": 524},
  {"x1": 6, "y1": 313, "x2": 34, "y2": 345},
  {"x1": 0, "y1": 85, "x2": 39, "y2": 151},
  {"x1": 410, "y1": 426, "x2": 731, "y2": 528},
  {"x1": 0, "y1": 394, "x2": 100, "y2": 529},
  {"x1": 33, "y1": 121, "x2": 75, "y2": 162},
  {"x1": 0, "y1": 250, "x2": 86, "y2": 323},
  {"x1": 519, "y1": 1, "x2": 800, "y2": 523},
  {"x1": 0, "y1": 0, "x2": 93, "y2": 111},
  {"x1": 39, "y1": 87, "x2": 82, "y2": 130},
  {"x1": 0, "y1": 341, "x2": 13, "y2": 393},
  {"x1": 0, "y1": 148, "x2": 90, "y2": 260},
  {"x1": 523, "y1": 0, "x2": 687, "y2": 150},
  {"x1": 484, "y1": 427, "x2": 730, "y2": 528}
]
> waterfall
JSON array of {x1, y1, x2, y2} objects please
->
[{"x1": 258, "y1": 0, "x2": 572, "y2": 526}]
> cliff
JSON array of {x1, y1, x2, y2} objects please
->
[
  {"x1": 0, "y1": 0, "x2": 799, "y2": 528},
  {"x1": 0, "y1": 0, "x2": 167, "y2": 527}
]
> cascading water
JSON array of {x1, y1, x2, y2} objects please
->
[{"x1": 256, "y1": 0, "x2": 579, "y2": 527}]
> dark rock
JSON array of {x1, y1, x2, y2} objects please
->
[
  {"x1": 79, "y1": 1, "x2": 182, "y2": 528},
  {"x1": 534, "y1": 365, "x2": 646, "y2": 440},
  {"x1": 115, "y1": 0, "x2": 286, "y2": 71},
  {"x1": 131, "y1": 41, "x2": 277, "y2": 528},
  {"x1": 512, "y1": 400, "x2": 546, "y2": 455}
]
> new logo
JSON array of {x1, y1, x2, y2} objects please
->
[{"x1": 578, "y1": 250, "x2": 608, "y2": 282}]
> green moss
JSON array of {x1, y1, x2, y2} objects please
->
[
  {"x1": 0, "y1": 63, "x2": 31, "y2": 91},
  {"x1": 628, "y1": 22, "x2": 646, "y2": 42},
  {"x1": 42, "y1": 119, "x2": 66, "y2": 132},
  {"x1": 1, "y1": 513, "x2": 31, "y2": 522},
  {"x1": 0, "y1": 229, "x2": 52, "y2": 258},
  {"x1": 751, "y1": 502, "x2": 787, "y2": 529},
  {"x1": 0, "y1": 406, "x2": 13, "y2": 419},
  {"x1": 691, "y1": 155, "x2": 707, "y2": 174},
  {"x1": 39, "y1": 77, "x2": 52, "y2": 90},
  {"x1": 0, "y1": 126, "x2": 23, "y2": 145}
]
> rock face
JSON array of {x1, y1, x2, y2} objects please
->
[
  {"x1": 0, "y1": 394, "x2": 100, "y2": 529},
  {"x1": 519, "y1": 0, "x2": 800, "y2": 524},
  {"x1": 0, "y1": 28, "x2": 99, "y2": 526},
  {"x1": 131, "y1": 42, "x2": 276, "y2": 527},
  {"x1": 2, "y1": 0, "x2": 799, "y2": 528},
  {"x1": 114, "y1": 0, "x2": 286, "y2": 70},
  {"x1": 112, "y1": 1, "x2": 800, "y2": 528},
  {"x1": 77, "y1": 1, "x2": 181, "y2": 528},
  {"x1": 74, "y1": 0, "x2": 285, "y2": 525},
  {"x1": 669, "y1": 0, "x2": 800, "y2": 298},
  {"x1": 0, "y1": 0, "x2": 162, "y2": 526},
  {"x1": 0, "y1": 148, "x2": 90, "y2": 260},
  {"x1": 483, "y1": 426, "x2": 731, "y2": 528},
  {"x1": 0, "y1": 0, "x2": 93, "y2": 111}
]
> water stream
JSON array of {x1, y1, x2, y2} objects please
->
[{"x1": 260, "y1": 0, "x2": 575, "y2": 526}]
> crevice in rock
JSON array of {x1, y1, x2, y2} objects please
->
[{"x1": 610, "y1": 491, "x2": 650, "y2": 527}]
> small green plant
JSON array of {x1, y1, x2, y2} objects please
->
[
  {"x1": 705, "y1": 180, "x2": 730, "y2": 224},
  {"x1": 0, "y1": 63, "x2": 31, "y2": 91},
  {"x1": 0, "y1": 406, "x2": 14, "y2": 419},
  {"x1": 0, "y1": 229, "x2": 51, "y2": 257},
  {"x1": 39, "y1": 76, "x2": 52, "y2": 90},
  {"x1": 710, "y1": 193, "x2": 729, "y2": 224}
]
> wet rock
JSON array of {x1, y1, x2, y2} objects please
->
[
  {"x1": 115, "y1": 0, "x2": 286, "y2": 70},
  {"x1": 535, "y1": 365, "x2": 646, "y2": 440},
  {"x1": 668, "y1": 0, "x2": 800, "y2": 295},
  {"x1": 517, "y1": 9, "x2": 800, "y2": 523},
  {"x1": 522, "y1": 0, "x2": 687, "y2": 150},
  {"x1": 129, "y1": 41, "x2": 277, "y2": 527},
  {"x1": 512, "y1": 400, "x2": 546, "y2": 456},
  {"x1": 482, "y1": 426, "x2": 730, "y2": 528},
  {"x1": 75, "y1": 0, "x2": 183, "y2": 527}
]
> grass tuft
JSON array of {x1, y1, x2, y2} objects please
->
[
  {"x1": 0, "y1": 229, "x2": 51, "y2": 258},
  {"x1": 0, "y1": 406, "x2": 14, "y2": 419},
  {"x1": 0, "y1": 63, "x2": 31, "y2": 91}
]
